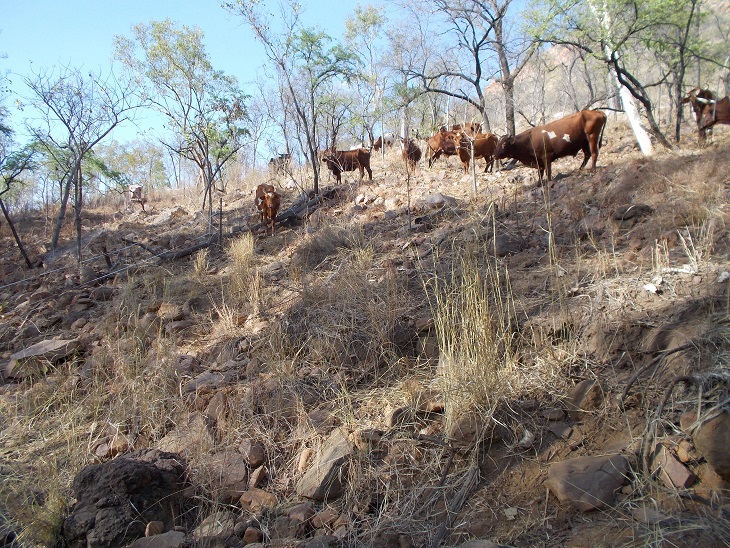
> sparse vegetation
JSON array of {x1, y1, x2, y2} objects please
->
[{"x1": 1, "y1": 127, "x2": 728, "y2": 547}]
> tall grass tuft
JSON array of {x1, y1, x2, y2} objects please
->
[{"x1": 428, "y1": 242, "x2": 518, "y2": 430}]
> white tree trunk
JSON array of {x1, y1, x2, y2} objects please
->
[{"x1": 591, "y1": 1, "x2": 654, "y2": 156}]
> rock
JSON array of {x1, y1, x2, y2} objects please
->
[
  {"x1": 631, "y1": 506, "x2": 670, "y2": 525},
  {"x1": 651, "y1": 444, "x2": 697, "y2": 489},
  {"x1": 445, "y1": 412, "x2": 508, "y2": 448},
  {"x1": 296, "y1": 428, "x2": 353, "y2": 501},
  {"x1": 542, "y1": 408, "x2": 566, "y2": 421},
  {"x1": 547, "y1": 422, "x2": 572, "y2": 440},
  {"x1": 546, "y1": 455, "x2": 628, "y2": 512},
  {"x1": 426, "y1": 192, "x2": 457, "y2": 208},
  {"x1": 566, "y1": 379, "x2": 604, "y2": 421},
  {"x1": 192, "y1": 510, "x2": 236, "y2": 544},
  {"x1": 693, "y1": 410, "x2": 730, "y2": 481},
  {"x1": 239, "y1": 488, "x2": 278, "y2": 513},
  {"x1": 203, "y1": 450, "x2": 248, "y2": 503},
  {"x1": 239, "y1": 439, "x2": 267, "y2": 467},
  {"x1": 126, "y1": 530, "x2": 186, "y2": 548},
  {"x1": 248, "y1": 465, "x2": 267, "y2": 489},
  {"x1": 298, "y1": 535, "x2": 340, "y2": 547},
  {"x1": 492, "y1": 233, "x2": 523, "y2": 257},
  {"x1": 5, "y1": 339, "x2": 80, "y2": 379},
  {"x1": 61, "y1": 449, "x2": 187, "y2": 548},
  {"x1": 243, "y1": 527, "x2": 264, "y2": 544}
]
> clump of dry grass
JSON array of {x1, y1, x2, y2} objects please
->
[
  {"x1": 290, "y1": 222, "x2": 366, "y2": 271},
  {"x1": 426, "y1": 242, "x2": 520, "y2": 431}
]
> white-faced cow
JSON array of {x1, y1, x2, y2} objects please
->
[
  {"x1": 457, "y1": 132, "x2": 498, "y2": 174},
  {"x1": 321, "y1": 148, "x2": 373, "y2": 183},
  {"x1": 426, "y1": 130, "x2": 461, "y2": 168},
  {"x1": 682, "y1": 88, "x2": 718, "y2": 144},
  {"x1": 699, "y1": 95, "x2": 730, "y2": 136},
  {"x1": 494, "y1": 110, "x2": 607, "y2": 182},
  {"x1": 255, "y1": 183, "x2": 280, "y2": 235},
  {"x1": 401, "y1": 138, "x2": 422, "y2": 173}
]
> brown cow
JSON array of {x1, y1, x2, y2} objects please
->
[
  {"x1": 401, "y1": 138, "x2": 422, "y2": 173},
  {"x1": 457, "y1": 132, "x2": 498, "y2": 173},
  {"x1": 426, "y1": 130, "x2": 461, "y2": 167},
  {"x1": 255, "y1": 183, "x2": 280, "y2": 235},
  {"x1": 682, "y1": 87, "x2": 718, "y2": 144},
  {"x1": 699, "y1": 95, "x2": 730, "y2": 135},
  {"x1": 321, "y1": 148, "x2": 373, "y2": 183},
  {"x1": 494, "y1": 110, "x2": 607, "y2": 182}
]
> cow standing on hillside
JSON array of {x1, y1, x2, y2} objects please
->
[
  {"x1": 457, "y1": 132, "x2": 498, "y2": 174},
  {"x1": 426, "y1": 130, "x2": 461, "y2": 168},
  {"x1": 682, "y1": 88, "x2": 718, "y2": 144},
  {"x1": 699, "y1": 95, "x2": 730, "y2": 136},
  {"x1": 320, "y1": 148, "x2": 373, "y2": 183},
  {"x1": 255, "y1": 183, "x2": 280, "y2": 235},
  {"x1": 494, "y1": 110, "x2": 607, "y2": 183},
  {"x1": 401, "y1": 138, "x2": 422, "y2": 173}
]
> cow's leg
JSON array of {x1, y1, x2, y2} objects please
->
[{"x1": 365, "y1": 165, "x2": 372, "y2": 180}]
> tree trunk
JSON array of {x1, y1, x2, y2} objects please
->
[
  {"x1": 0, "y1": 198, "x2": 34, "y2": 268},
  {"x1": 74, "y1": 160, "x2": 83, "y2": 264},
  {"x1": 51, "y1": 175, "x2": 74, "y2": 251}
]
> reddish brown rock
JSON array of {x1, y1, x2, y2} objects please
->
[
  {"x1": 546, "y1": 455, "x2": 628, "y2": 512},
  {"x1": 693, "y1": 410, "x2": 730, "y2": 481}
]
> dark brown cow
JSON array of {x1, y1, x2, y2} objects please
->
[
  {"x1": 699, "y1": 95, "x2": 730, "y2": 134},
  {"x1": 682, "y1": 88, "x2": 718, "y2": 144},
  {"x1": 426, "y1": 130, "x2": 461, "y2": 167},
  {"x1": 321, "y1": 148, "x2": 373, "y2": 183},
  {"x1": 255, "y1": 183, "x2": 280, "y2": 234},
  {"x1": 400, "y1": 138, "x2": 422, "y2": 173},
  {"x1": 494, "y1": 110, "x2": 607, "y2": 182},
  {"x1": 457, "y1": 132, "x2": 498, "y2": 173}
]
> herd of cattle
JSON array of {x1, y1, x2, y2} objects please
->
[{"x1": 257, "y1": 87, "x2": 729, "y2": 234}]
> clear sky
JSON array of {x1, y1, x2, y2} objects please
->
[{"x1": 0, "y1": 0, "x2": 369, "y2": 144}]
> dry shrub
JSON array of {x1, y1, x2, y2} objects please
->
[
  {"x1": 290, "y1": 222, "x2": 365, "y2": 271},
  {"x1": 264, "y1": 241, "x2": 410, "y2": 385},
  {"x1": 427, "y1": 243, "x2": 519, "y2": 431}
]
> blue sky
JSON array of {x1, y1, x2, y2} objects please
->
[{"x1": 1, "y1": 0, "x2": 369, "y2": 144}]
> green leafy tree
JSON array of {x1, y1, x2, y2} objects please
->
[
  {"x1": 225, "y1": 1, "x2": 358, "y2": 194},
  {"x1": 528, "y1": 0, "x2": 714, "y2": 150},
  {"x1": 115, "y1": 20, "x2": 248, "y2": 216},
  {"x1": 24, "y1": 67, "x2": 138, "y2": 256}
]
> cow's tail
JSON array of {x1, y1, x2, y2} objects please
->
[{"x1": 598, "y1": 116, "x2": 607, "y2": 150}]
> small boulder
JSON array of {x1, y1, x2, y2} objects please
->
[
  {"x1": 296, "y1": 428, "x2": 353, "y2": 501},
  {"x1": 546, "y1": 455, "x2": 628, "y2": 512},
  {"x1": 693, "y1": 410, "x2": 730, "y2": 482}
]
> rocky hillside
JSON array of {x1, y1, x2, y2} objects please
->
[{"x1": 1, "y1": 121, "x2": 729, "y2": 548}]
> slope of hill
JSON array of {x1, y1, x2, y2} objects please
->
[{"x1": 1, "y1": 122, "x2": 729, "y2": 547}]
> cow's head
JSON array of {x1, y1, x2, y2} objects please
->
[{"x1": 494, "y1": 135, "x2": 514, "y2": 159}]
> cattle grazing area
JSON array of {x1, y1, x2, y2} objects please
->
[
  {"x1": 1, "y1": 122, "x2": 730, "y2": 548},
  {"x1": 320, "y1": 147, "x2": 373, "y2": 183},
  {"x1": 495, "y1": 110, "x2": 607, "y2": 182}
]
